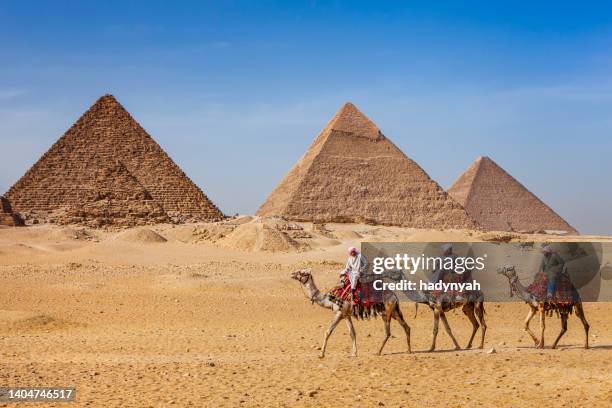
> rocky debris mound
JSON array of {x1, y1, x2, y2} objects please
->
[
  {"x1": 448, "y1": 156, "x2": 576, "y2": 234},
  {"x1": 117, "y1": 228, "x2": 168, "y2": 243},
  {"x1": 220, "y1": 217, "x2": 310, "y2": 252},
  {"x1": 49, "y1": 226, "x2": 97, "y2": 241},
  {"x1": 257, "y1": 102, "x2": 474, "y2": 230},
  {"x1": 311, "y1": 223, "x2": 334, "y2": 238},
  {"x1": 478, "y1": 231, "x2": 520, "y2": 243},
  {"x1": 5, "y1": 94, "x2": 223, "y2": 227},
  {"x1": 0, "y1": 196, "x2": 24, "y2": 226}
]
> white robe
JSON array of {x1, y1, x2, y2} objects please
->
[{"x1": 343, "y1": 254, "x2": 368, "y2": 290}]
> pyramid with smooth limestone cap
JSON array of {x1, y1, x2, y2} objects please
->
[
  {"x1": 448, "y1": 156, "x2": 577, "y2": 233},
  {"x1": 257, "y1": 102, "x2": 475, "y2": 229},
  {"x1": 5, "y1": 94, "x2": 223, "y2": 227}
]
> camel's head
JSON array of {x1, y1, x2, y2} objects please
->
[
  {"x1": 497, "y1": 265, "x2": 517, "y2": 280},
  {"x1": 291, "y1": 269, "x2": 312, "y2": 284},
  {"x1": 497, "y1": 265, "x2": 520, "y2": 297}
]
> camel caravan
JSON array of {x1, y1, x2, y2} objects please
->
[
  {"x1": 2, "y1": 95, "x2": 589, "y2": 355},
  {"x1": 291, "y1": 243, "x2": 590, "y2": 357}
]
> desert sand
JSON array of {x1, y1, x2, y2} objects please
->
[{"x1": 0, "y1": 219, "x2": 611, "y2": 407}]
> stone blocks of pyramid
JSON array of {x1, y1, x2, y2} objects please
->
[
  {"x1": 448, "y1": 156, "x2": 577, "y2": 233},
  {"x1": 257, "y1": 102, "x2": 475, "y2": 229},
  {"x1": 5, "y1": 95, "x2": 223, "y2": 227}
]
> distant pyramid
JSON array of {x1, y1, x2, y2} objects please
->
[
  {"x1": 448, "y1": 156, "x2": 576, "y2": 233},
  {"x1": 5, "y1": 94, "x2": 223, "y2": 226},
  {"x1": 257, "y1": 102, "x2": 474, "y2": 229}
]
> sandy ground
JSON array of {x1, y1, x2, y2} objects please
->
[{"x1": 0, "y1": 222, "x2": 611, "y2": 407}]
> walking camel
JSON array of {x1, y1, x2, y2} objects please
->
[
  {"x1": 386, "y1": 269, "x2": 487, "y2": 351},
  {"x1": 411, "y1": 285, "x2": 487, "y2": 352},
  {"x1": 290, "y1": 269, "x2": 411, "y2": 358},
  {"x1": 497, "y1": 266, "x2": 590, "y2": 349},
  {"x1": 291, "y1": 269, "x2": 487, "y2": 355}
]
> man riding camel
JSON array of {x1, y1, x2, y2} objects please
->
[
  {"x1": 540, "y1": 245, "x2": 565, "y2": 301},
  {"x1": 428, "y1": 243, "x2": 472, "y2": 302},
  {"x1": 429, "y1": 243, "x2": 455, "y2": 283},
  {"x1": 339, "y1": 247, "x2": 368, "y2": 305},
  {"x1": 526, "y1": 244, "x2": 568, "y2": 303}
]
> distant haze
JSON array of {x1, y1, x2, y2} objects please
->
[{"x1": 1, "y1": 2, "x2": 611, "y2": 234}]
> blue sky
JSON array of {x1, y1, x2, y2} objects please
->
[{"x1": 1, "y1": 1, "x2": 612, "y2": 234}]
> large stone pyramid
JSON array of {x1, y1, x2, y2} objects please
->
[
  {"x1": 448, "y1": 156, "x2": 577, "y2": 233},
  {"x1": 5, "y1": 94, "x2": 223, "y2": 227},
  {"x1": 257, "y1": 102, "x2": 475, "y2": 229}
]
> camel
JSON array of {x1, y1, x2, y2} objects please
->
[
  {"x1": 410, "y1": 282, "x2": 487, "y2": 352},
  {"x1": 290, "y1": 269, "x2": 411, "y2": 358},
  {"x1": 497, "y1": 266, "x2": 590, "y2": 349}
]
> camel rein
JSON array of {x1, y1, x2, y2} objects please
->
[
  {"x1": 298, "y1": 275, "x2": 318, "y2": 304},
  {"x1": 508, "y1": 276, "x2": 520, "y2": 298}
]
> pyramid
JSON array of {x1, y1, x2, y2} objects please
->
[
  {"x1": 5, "y1": 94, "x2": 223, "y2": 226},
  {"x1": 448, "y1": 156, "x2": 577, "y2": 233},
  {"x1": 257, "y1": 102, "x2": 475, "y2": 229},
  {"x1": 58, "y1": 159, "x2": 170, "y2": 227},
  {"x1": 0, "y1": 196, "x2": 24, "y2": 226}
]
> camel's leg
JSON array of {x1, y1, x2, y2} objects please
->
[
  {"x1": 320, "y1": 311, "x2": 343, "y2": 358},
  {"x1": 392, "y1": 304, "x2": 411, "y2": 354},
  {"x1": 440, "y1": 312, "x2": 461, "y2": 350},
  {"x1": 428, "y1": 307, "x2": 441, "y2": 352},
  {"x1": 538, "y1": 307, "x2": 546, "y2": 349},
  {"x1": 377, "y1": 312, "x2": 392, "y2": 356},
  {"x1": 552, "y1": 313, "x2": 568, "y2": 349},
  {"x1": 475, "y1": 302, "x2": 487, "y2": 349},
  {"x1": 574, "y1": 303, "x2": 590, "y2": 349},
  {"x1": 463, "y1": 304, "x2": 478, "y2": 349},
  {"x1": 345, "y1": 316, "x2": 357, "y2": 357},
  {"x1": 523, "y1": 305, "x2": 539, "y2": 346}
]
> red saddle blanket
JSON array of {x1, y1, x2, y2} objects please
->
[
  {"x1": 328, "y1": 273, "x2": 384, "y2": 319},
  {"x1": 329, "y1": 273, "x2": 377, "y2": 308},
  {"x1": 526, "y1": 271, "x2": 580, "y2": 305}
]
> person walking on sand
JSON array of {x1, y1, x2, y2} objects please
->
[{"x1": 339, "y1": 247, "x2": 368, "y2": 304}]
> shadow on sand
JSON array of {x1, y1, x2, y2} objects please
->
[
  {"x1": 512, "y1": 344, "x2": 612, "y2": 350},
  {"x1": 382, "y1": 347, "x2": 481, "y2": 355}
]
